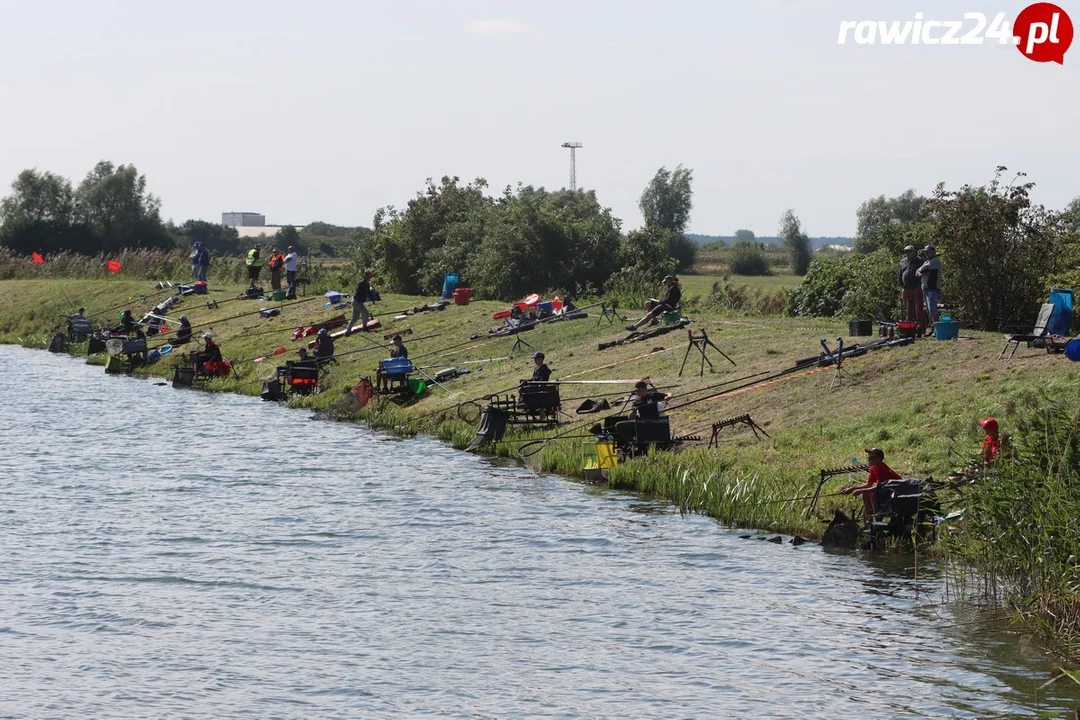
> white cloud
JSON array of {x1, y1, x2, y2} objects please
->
[{"x1": 464, "y1": 19, "x2": 532, "y2": 36}]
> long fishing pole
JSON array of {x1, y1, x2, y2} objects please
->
[
  {"x1": 146, "y1": 295, "x2": 321, "y2": 349},
  {"x1": 89, "y1": 286, "x2": 175, "y2": 320}
]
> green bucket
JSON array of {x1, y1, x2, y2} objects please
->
[
  {"x1": 661, "y1": 312, "x2": 681, "y2": 325},
  {"x1": 408, "y1": 378, "x2": 427, "y2": 395},
  {"x1": 272, "y1": 289, "x2": 287, "y2": 302}
]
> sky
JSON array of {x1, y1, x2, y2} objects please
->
[{"x1": 0, "y1": 0, "x2": 1076, "y2": 237}]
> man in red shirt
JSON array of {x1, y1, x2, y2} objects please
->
[
  {"x1": 979, "y1": 417, "x2": 1000, "y2": 466},
  {"x1": 840, "y1": 447, "x2": 902, "y2": 521}
]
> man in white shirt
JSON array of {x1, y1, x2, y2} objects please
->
[{"x1": 284, "y1": 246, "x2": 300, "y2": 299}]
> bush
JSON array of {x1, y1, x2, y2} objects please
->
[
  {"x1": 787, "y1": 250, "x2": 899, "y2": 320},
  {"x1": 703, "y1": 276, "x2": 787, "y2": 315},
  {"x1": 729, "y1": 242, "x2": 770, "y2": 276},
  {"x1": 925, "y1": 168, "x2": 1062, "y2": 330},
  {"x1": 667, "y1": 233, "x2": 698, "y2": 273}
]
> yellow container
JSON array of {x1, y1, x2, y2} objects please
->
[{"x1": 596, "y1": 440, "x2": 618, "y2": 469}]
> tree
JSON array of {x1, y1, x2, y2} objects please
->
[
  {"x1": 0, "y1": 169, "x2": 87, "y2": 254},
  {"x1": 923, "y1": 167, "x2": 1062, "y2": 330},
  {"x1": 468, "y1": 185, "x2": 622, "y2": 300},
  {"x1": 855, "y1": 189, "x2": 927, "y2": 254},
  {"x1": 639, "y1": 165, "x2": 693, "y2": 234},
  {"x1": 779, "y1": 209, "x2": 812, "y2": 276},
  {"x1": 1063, "y1": 196, "x2": 1080, "y2": 235},
  {"x1": 171, "y1": 219, "x2": 241, "y2": 256},
  {"x1": 74, "y1": 161, "x2": 172, "y2": 252},
  {"x1": 733, "y1": 228, "x2": 756, "y2": 244},
  {"x1": 274, "y1": 225, "x2": 301, "y2": 250},
  {"x1": 667, "y1": 233, "x2": 697, "y2": 273},
  {"x1": 368, "y1": 176, "x2": 492, "y2": 294}
]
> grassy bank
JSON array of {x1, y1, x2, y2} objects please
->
[{"x1": 5, "y1": 277, "x2": 1077, "y2": 543}]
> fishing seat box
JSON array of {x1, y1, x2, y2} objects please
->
[
  {"x1": 519, "y1": 382, "x2": 560, "y2": 412},
  {"x1": 379, "y1": 357, "x2": 414, "y2": 378},
  {"x1": 877, "y1": 478, "x2": 923, "y2": 517},
  {"x1": 172, "y1": 365, "x2": 196, "y2": 388},
  {"x1": 635, "y1": 417, "x2": 672, "y2": 446},
  {"x1": 122, "y1": 338, "x2": 147, "y2": 356},
  {"x1": 285, "y1": 361, "x2": 319, "y2": 395}
]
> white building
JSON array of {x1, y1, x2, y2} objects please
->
[{"x1": 222, "y1": 212, "x2": 266, "y2": 227}]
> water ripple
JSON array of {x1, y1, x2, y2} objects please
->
[{"x1": 0, "y1": 345, "x2": 1076, "y2": 719}]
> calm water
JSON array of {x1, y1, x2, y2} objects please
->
[{"x1": 1, "y1": 345, "x2": 1078, "y2": 719}]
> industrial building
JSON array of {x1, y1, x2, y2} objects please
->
[{"x1": 222, "y1": 212, "x2": 266, "y2": 227}]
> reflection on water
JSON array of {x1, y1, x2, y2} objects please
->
[{"x1": 0, "y1": 345, "x2": 1076, "y2": 719}]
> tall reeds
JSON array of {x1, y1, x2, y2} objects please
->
[{"x1": 943, "y1": 395, "x2": 1080, "y2": 658}]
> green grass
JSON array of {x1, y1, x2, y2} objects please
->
[
  {"x1": 3, "y1": 277, "x2": 1076, "y2": 540},
  {"x1": 678, "y1": 272, "x2": 802, "y2": 300}
]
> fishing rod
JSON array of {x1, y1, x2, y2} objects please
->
[
  {"x1": 145, "y1": 295, "x2": 322, "y2": 349},
  {"x1": 89, "y1": 285, "x2": 175, "y2": 320},
  {"x1": 237, "y1": 330, "x2": 447, "y2": 367}
]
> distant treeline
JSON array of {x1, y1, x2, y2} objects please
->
[{"x1": 686, "y1": 233, "x2": 854, "y2": 250}]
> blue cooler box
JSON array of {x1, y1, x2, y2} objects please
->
[{"x1": 380, "y1": 358, "x2": 414, "y2": 377}]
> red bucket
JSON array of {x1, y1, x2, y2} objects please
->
[
  {"x1": 897, "y1": 320, "x2": 919, "y2": 338},
  {"x1": 453, "y1": 288, "x2": 473, "y2": 306}
]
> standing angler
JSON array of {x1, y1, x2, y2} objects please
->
[
  {"x1": 344, "y1": 269, "x2": 374, "y2": 336},
  {"x1": 284, "y1": 245, "x2": 300, "y2": 299},
  {"x1": 246, "y1": 244, "x2": 264, "y2": 290},
  {"x1": 898, "y1": 245, "x2": 925, "y2": 335},
  {"x1": 916, "y1": 245, "x2": 943, "y2": 325}
]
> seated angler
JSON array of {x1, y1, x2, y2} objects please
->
[
  {"x1": 840, "y1": 447, "x2": 901, "y2": 522},
  {"x1": 116, "y1": 309, "x2": 136, "y2": 334},
  {"x1": 196, "y1": 332, "x2": 223, "y2": 368},
  {"x1": 170, "y1": 316, "x2": 193, "y2": 346},
  {"x1": 313, "y1": 327, "x2": 336, "y2": 365},
  {"x1": 626, "y1": 275, "x2": 681, "y2": 331},
  {"x1": 614, "y1": 380, "x2": 672, "y2": 449},
  {"x1": 530, "y1": 351, "x2": 551, "y2": 382},
  {"x1": 67, "y1": 307, "x2": 92, "y2": 340},
  {"x1": 389, "y1": 334, "x2": 408, "y2": 359}
]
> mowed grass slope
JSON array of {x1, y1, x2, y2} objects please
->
[{"x1": 4, "y1": 278, "x2": 1076, "y2": 537}]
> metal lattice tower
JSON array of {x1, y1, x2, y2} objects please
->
[{"x1": 561, "y1": 142, "x2": 582, "y2": 191}]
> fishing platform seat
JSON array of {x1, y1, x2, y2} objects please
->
[
  {"x1": 105, "y1": 337, "x2": 148, "y2": 374},
  {"x1": 869, "y1": 477, "x2": 942, "y2": 545},
  {"x1": 517, "y1": 381, "x2": 561, "y2": 423},
  {"x1": 377, "y1": 357, "x2": 415, "y2": 396},
  {"x1": 172, "y1": 358, "x2": 233, "y2": 388},
  {"x1": 259, "y1": 360, "x2": 322, "y2": 400},
  {"x1": 604, "y1": 415, "x2": 673, "y2": 458},
  {"x1": 999, "y1": 303, "x2": 1055, "y2": 360}
]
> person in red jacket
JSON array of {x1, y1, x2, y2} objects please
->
[
  {"x1": 979, "y1": 417, "x2": 1000, "y2": 466},
  {"x1": 840, "y1": 447, "x2": 901, "y2": 521}
]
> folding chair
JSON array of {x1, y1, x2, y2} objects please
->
[{"x1": 999, "y1": 303, "x2": 1054, "y2": 360}]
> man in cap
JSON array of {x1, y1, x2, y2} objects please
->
[
  {"x1": 190, "y1": 242, "x2": 202, "y2": 280},
  {"x1": 313, "y1": 327, "x2": 336, "y2": 365},
  {"x1": 626, "y1": 275, "x2": 682, "y2": 331},
  {"x1": 390, "y1": 334, "x2": 408, "y2": 359},
  {"x1": 898, "y1": 244, "x2": 926, "y2": 333},
  {"x1": 531, "y1": 351, "x2": 551, "y2": 382},
  {"x1": 840, "y1": 447, "x2": 902, "y2": 521},
  {"x1": 196, "y1": 332, "x2": 223, "y2": 367},
  {"x1": 612, "y1": 380, "x2": 673, "y2": 450},
  {"x1": 916, "y1": 244, "x2": 943, "y2": 324}
]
